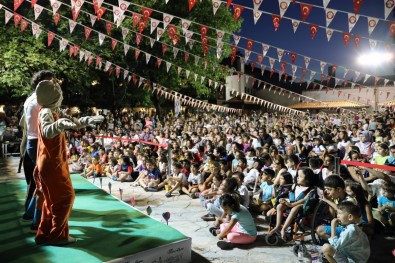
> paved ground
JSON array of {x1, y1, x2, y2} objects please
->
[{"x1": 1, "y1": 156, "x2": 394, "y2": 263}]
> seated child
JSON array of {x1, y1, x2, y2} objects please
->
[
  {"x1": 199, "y1": 174, "x2": 223, "y2": 213},
  {"x1": 213, "y1": 194, "x2": 257, "y2": 250},
  {"x1": 249, "y1": 168, "x2": 275, "y2": 214},
  {"x1": 268, "y1": 167, "x2": 317, "y2": 240},
  {"x1": 157, "y1": 162, "x2": 187, "y2": 197},
  {"x1": 182, "y1": 163, "x2": 203, "y2": 198},
  {"x1": 82, "y1": 155, "x2": 103, "y2": 178},
  {"x1": 232, "y1": 172, "x2": 249, "y2": 208},
  {"x1": 139, "y1": 159, "x2": 162, "y2": 191},
  {"x1": 266, "y1": 172, "x2": 294, "y2": 218},
  {"x1": 374, "y1": 182, "x2": 395, "y2": 229},
  {"x1": 115, "y1": 156, "x2": 133, "y2": 182},
  {"x1": 105, "y1": 157, "x2": 119, "y2": 179},
  {"x1": 68, "y1": 147, "x2": 79, "y2": 164},
  {"x1": 322, "y1": 201, "x2": 370, "y2": 263},
  {"x1": 71, "y1": 148, "x2": 90, "y2": 172}
]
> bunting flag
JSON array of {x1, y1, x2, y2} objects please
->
[
  {"x1": 253, "y1": 0, "x2": 263, "y2": 11},
  {"x1": 59, "y1": 37, "x2": 68, "y2": 52},
  {"x1": 347, "y1": 13, "x2": 359, "y2": 32},
  {"x1": 343, "y1": 32, "x2": 351, "y2": 46},
  {"x1": 272, "y1": 14, "x2": 281, "y2": 31},
  {"x1": 150, "y1": 18, "x2": 159, "y2": 34},
  {"x1": 253, "y1": 10, "x2": 262, "y2": 25},
  {"x1": 163, "y1": 13, "x2": 174, "y2": 29},
  {"x1": 233, "y1": 34, "x2": 240, "y2": 45},
  {"x1": 189, "y1": 0, "x2": 197, "y2": 11},
  {"x1": 131, "y1": 12, "x2": 141, "y2": 28},
  {"x1": 121, "y1": 27, "x2": 129, "y2": 40},
  {"x1": 118, "y1": 0, "x2": 130, "y2": 17},
  {"x1": 71, "y1": 8, "x2": 80, "y2": 21},
  {"x1": 200, "y1": 25, "x2": 208, "y2": 39},
  {"x1": 124, "y1": 43, "x2": 130, "y2": 55},
  {"x1": 136, "y1": 33, "x2": 142, "y2": 45},
  {"x1": 300, "y1": 4, "x2": 312, "y2": 22},
  {"x1": 367, "y1": 17, "x2": 379, "y2": 35},
  {"x1": 14, "y1": 0, "x2": 24, "y2": 11},
  {"x1": 278, "y1": 0, "x2": 291, "y2": 18},
  {"x1": 212, "y1": 0, "x2": 221, "y2": 15},
  {"x1": 181, "y1": 19, "x2": 191, "y2": 34},
  {"x1": 291, "y1": 19, "x2": 299, "y2": 33},
  {"x1": 277, "y1": 48, "x2": 284, "y2": 62},
  {"x1": 31, "y1": 0, "x2": 37, "y2": 7},
  {"x1": 167, "y1": 24, "x2": 177, "y2": 39},
  {"x1": 71, "y1": 0, "x2": 84, "y2": 14},
  {"x1": 309, "y1": 24, "x2": 318, "y2": 39},
  {"x1": 226, "y1": 0, "x2": 233, "y2": 8},
  {"x1": 47, "y1": 31, "x2": 55, "y2": 46},
  {"x1": 98, "y1": 33, "x2": 105, "y2": 45},
  {"x1": 320, "y1": 61, "x2": 326, "y2": 73},
  {"x1": 353, "y1": 0, "x2": 364, "y2": 14},
  {"x1": 20, "y1": 18, "x2": 28, "y2": 32},
  {"x1": 156, "y1": 27, "x2": 164, "y2": 41},
  {"x1": 216, "y1": 29, "x2": 224, "y2": 40},
  {"x1": 233, "y1": 5, "x2": 244, "y2": 21},
  {"x1": 304, "y1": 56, "x2": 310, "y2": 68},
  {"x1": 105, "y1": 21, "x2": 113, "y2": 35},
  {"x1": 89, "y1": 13, "x2": 96, "y2": 26},
  {"x1": 325, "y1": 9, "x2": 337, "y2": 27},
  {"x1": 369, "y1": 39, "x2": 377, "y2": 49},
  {"x1": 354, "y1": 35, "x2": 361, "y2": 47},
  {"x1": 326, "y1": 28, "x2": 333, "y2": 41},
  {"x1": 69, "y1": 19, "x2": 77, "y2": 33},
  {"x1": 385, "y1": 0, "x2": 395, "y2": 19},
  {"x1": 141, "y1": 7, "x2": 152, "y2": 22},
  {"x1": 51, "y1": 0, "x2": 61, "y2": 14},
  {"x1": 96, "y1": 7, "x2": 106, "y2": 20},
  {"x1": 111, "y1": 39, "x2": 117, "y2": 50},
  {"x1": 290, "y1": 52, "x2": 296, "y2": 64},
  {"x1": 262, "y1": 44, "x2": 269, "y2": 56},
  {"x1": 112, "y1": 6, "x2": 121, "y2": 25},
  {"x1": 246, "y1": 39, "x2": 254, "y2": 51},
  {"x1": 390, "y1": 21, "x2": 395, "y2": 37},
  {"x1": 33, "y1": 4, "x2": 43, "y2": 20},
  {"x1": 31, "y1": 22, "x2": 41, "y2": 38}
]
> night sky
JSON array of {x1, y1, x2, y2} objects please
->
[{"x1": 232, "y1": 0, "x2": 394, "y2": 80}]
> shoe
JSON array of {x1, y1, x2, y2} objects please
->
[
  {"x1": 201, "y1": 214, "x2": 216, "y2": 221},
  {"x1": 30, "y1": 224, "x2": 38, "y2": 234},
  {"x1": 165, "y1": 192, "x2": 172, "y2": 198},
  {"x1": 217, "y1": 240, "x2": 233, "y2": 250},
  {"x1": 209, "y1": 227, "x2": 219, "y2": 236},
  {"x1": 49, "y1": 236, "x2": 77, "y2": 246}
]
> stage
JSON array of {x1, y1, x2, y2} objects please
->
[{"x1": 0, "y1": 174, "x2": 191, "y2": 263}]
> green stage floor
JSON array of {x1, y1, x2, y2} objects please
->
[{"x1": 0, "y1": 174, "x2": 190, "y2": 263}]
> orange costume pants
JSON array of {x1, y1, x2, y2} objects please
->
[{"x1": 34, "y1": 112, "x2": 75, "y2": 244}]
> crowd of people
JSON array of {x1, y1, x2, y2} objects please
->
[
  {"x1": 7, "y1": 69, "x2": 395, "y2": 261},
  {"x1": 61, "y1": 104, "x2": 395, "y2": 261}
]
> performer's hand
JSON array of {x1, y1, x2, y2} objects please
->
[{"x1": 57, "y1": 118, "x2": 77, "y2": 130}]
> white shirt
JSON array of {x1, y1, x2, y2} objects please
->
[{"x1": 24, "y1": 93, "x2": 40, "y2": 139}]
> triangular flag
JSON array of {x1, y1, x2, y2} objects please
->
[
  {"x1": 385, "y1": 0, "x2": 395, "y2": 19},
  {"x1": 14, "y1": 0, "x2": 24, "y2": 11},
  {"x1": 326, "y1": 29, "x2": 333, "y2": 41},
  {"x1": 150, "y1": 18, "x2": 160, "y2": 34},
  {"x1": 226, "y1": 0, "x2": 233, "y2": 8},
  {"x1": 354, "y1": 35, "x2": 361, "y2": 47},
  {"x1": 84, "y1": 27, "x2": 92, "y2": 40},
  {"x1": 47, "y1": 31, "x2": 55, "y2": 46},
  {"x1": 233, "y1": 34, "x2": 240, "y2": 46},
  {"x1": 310, "y1": 24, "x2": 319, "y2": 39},
  {"x1": 291, "y1": 19, "x2": 299, "y2": 33},
  {"x1": 390, "y1": 21, "x2": 395, "y2": 38},
  {"x1": 20, "y1": 19, "x2": 28, "y2": 32},
  {"x1": 69, "y1": 19, "x2": 77, "y2": 33},
  {"x1": 343, "y1": 32, "x2": 351, "y2": 47},
  {"x1": 277, "y1": 48, "x2": 284, "y2": 62},
  {"x1": 189, "y1": 0, "x2": 197, "y2": 11},
  {"x1": 348, "y1": 13, "x2": 360, "y2": 32},
  {"x1": 300, "y1": 4, "x2": 313, "y2": 22},
  {"x1": 185, "y1": 30, "x2": 193, "y2": 44},
  {"x1": 325, "y1": 8, "x2": 337, "y2": 27},
  {"x1": 163, "y1": 13, "x2": 174, "y2": 29},
  {"x1": 355, "y1": 71, "x2": 361, "y2": 81},
  {"x1": 89, "y1": 13, "x2": 97, "y2": 26},
  {"x1": 121, "y1": 27, "x2": 129, "y2": 40},
  {"x1": 145, "y1": 53, "x2": 151, "y2": 64},
  {"x1": 14, "y1": 13, "x2": 22, "y2": 26},
  {"x1": 253, "y1": 0, "x2": 263, "y2": 10},
  {"x1": 166, "y1": 62, "x2": 172, "y2": 72},
  {"x1": 149, "y1": 38, "x2": 155, "y2": 48},
  {"x1": 353, "y1": 0, "x2": 364, "y2": 14},
  {"x1": 364, "y1": 74, "x2": 371, "y2": 83},
  {"x1": 141, "y1": 7, "x2": 152, "y2": 22},
  {"x1": 367, "y1": 17, "x2": 379, "y2": 35},
  {"x1": 112, "y1": 6, "x2": 121, "y2": 24},
  {"x1": 212, "y1": 0, "x2": 221, "y2": 15},
  {"x1": 304, "y1": 56, "x2": 310, "y2": 68},
  {"x1": 98, "y1": 33, "x2": 105, "y2": 45},
  {"x1": 51, "y1": 0, "x2": 61, "y2": 14},
  {"x1": 344, "y1": 68, "x2": 349, "y2": 78},
  {"x1": 123, "y1": 44, "x2": 130, "y2": 55},
  {"x1": 320, "y1": 61, "x2": 326, "y2": 73},
  {"x1": 181, "y1": 19, "x2": 191, "y2": 34},
  {"x1": 233, "y1": 5, "x2": 244, "y2": 21},
  {"x1": 369, "y1": 39, "x2": 377, "y2": 49},
  {"x1": 59, "y1": 37, "x2": 68, "y2": 52},
  {"x1": 262, "y1": 44, "x2": 269, "y2": 57},
  {"x1": 111, "y1": 39, "x2": 117, "y2": 50},
  {"x1": 31, "y1": 22, "x2": 42, "y2": 38},
  {"x1": 272, "y1": 14, "x2": 281, "y2": 31},
  {"x1": 71, "y1": 8, "x2": 80, "y2": 21},
  {"x1": 156, "y1": 27, "x2": 164, "y2": 41},
  {"x1": 278, "y1": 0, "x2": 291, "y2": 18},
  {"x1": 118, "y1": 0, "x2": 130, "y2": 17},
  {"x1": 4, "y1": 9, "x2": 14, "y2": 24},
  {"x1": 135, "y1": 49, "x2": 141, "y2": 61},
  {"x1": 253, "y1": 10, "x2": 262, "y2": 25},
  {"x1": 96, "y1": 7, "x2": 106, "y2": 20},
  {"x1": 71, "y1": 0, "x2": 84, "y2": 14},
  {"x1": 173, "y1": 47, "x2": 179, "y2": 58},
  {"x1": 323, "y1": 0, "x2": 331, "y2": 8},
  {"x1": 33, "y1": 4, "x2": 44, "y2": 20}
]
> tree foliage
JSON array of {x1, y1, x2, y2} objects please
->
[{"x1": 0, "y1": 0, "x2": 241, "y2": 112}]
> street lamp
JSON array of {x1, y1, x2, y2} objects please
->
[{"x1": 357, "y1": 51, "x2": 394, "y2": 111}]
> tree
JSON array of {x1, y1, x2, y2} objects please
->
[{"x1": 0, "y1": 0, "x2": 241, "y2": 114}]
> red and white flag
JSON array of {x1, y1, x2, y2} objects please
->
[
  {"x1": 181, "y1": 19, "x2": 191, "y2": 34},
  {"x1": 156, "y1": 27, "x2": 164, "y2": 41},
  {"x1": 150, "y1": 18, "x2": 160, "y2": 34},
  {"x1": 32, "y1": 22, "x2": 42, "y2": 38},
  {"x1": 48, "y1": 31, "x2": 55, "y2": 46},
  {"x1": 69, "y1": 19, "x2": 77, "y2": 33},
  {"x1": 71, "y1": 0, "x2": 84, "y2": 13},
  {"x1": 14, "y1": 13, "x2": 22, "y2": 26},
  {"x1": 118, "y1": 0, "x2": 130, "y2": 17},
  {"x1": 300, "y1": 4, "x2": 312, "y2": 22},
  {"x1": 50, "y1": 0, "x2": 61, "y2": 14},
  {"x1": 367, "y1": 17, "x2": 379, "y2": 35},
  {"x1": 272, "y1": 14, "x2": 281, "y2": 31},
  {"x1": 14, "y1": 0, "x2": 24, "y2": 11},
  {"x1": 233, "y1": 5, "x2": 243, "y2": 21},
  {"x1": 353, "y1": 0, "x2": 364, "y2": 14},
  {"x1": 121, "y1": 27, "x2": 129, "y2": 40},
  {"x1": 59, "y1": 37, "x2": 68, "y2": 51},
  {"x1": 309, "y1": 24, "x2": 318, "y2": 39},
  {"x1": 98, "y1": 33, "x2": 105, "y2": 46}
]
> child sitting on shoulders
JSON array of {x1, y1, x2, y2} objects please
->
[
  {"x1": 322, "y1": 201, "x2": 370, "y2": 263},
  {"x1": 213, "y1": 193, "x2": 257, "y2": 250}
]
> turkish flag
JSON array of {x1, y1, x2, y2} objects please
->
[
  {"x1": 309, "y1": 24, "x2": 318, "y2": 39},
  {"x1": 162, "y1": 43, "x2": 167, "y2": 55},
  {"x1": 48, "y1": 31, "x2": 55, "y2": 46},
  {"x1": 390, "y1": 21, "x2": 395, "y2": 38},
  {"x1": 233, "y1": 5, "x2": 244, "y2": 21},
  {"x1": 246, "y1": 39, "x2": 254, "y2": 52},
  {"x1": 168, "y1": 24, "x2": 177, "y2": 39},
  {"x1": 14, "y1": 0, "x2": 24, "y2": 11},
  {"x1": 106, "y1": 21, "x2": 113, "y2": 35},
  {"x1": 300, "y1": 4, "x2": 312, "y2": 22},
  {"x1": 54, "y1": 13, "x2": 60, "y2": 25},
  {"x1": 84, "y1": 27, "x2": 92, "y2": 40},
  {"x1": 272, "y1": 14, "x2": 281, "y2": 31},
  {"x1": 96, "y1": 7, "x2": 106, "y2": 20},
  {"x1": 111, "y1": 39, "x2": 117, "y2": 50},
  {"x1": 200, "y1": 25, "x2": 208, "y2": 38},
  {"x1": 290, "y1": 52, "x2": 296, "y2": 64},
  {"x1": 141, "y1": 7, "x2": 152, "y2": 22},
  {"x1": 189, "y1": 0, "x2": 197, "y2": 11},
  {"x1": 353, "y1": 0, "x2": 364, "y2": 14},
  {"x1": 354, "y1": 35, "x2": 360, "y2": 47},
  {"x1": 343, "y1": 32, "x2": 351, "y2": 46}
]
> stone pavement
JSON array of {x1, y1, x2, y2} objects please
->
[{"x1": 2, "y1": 157, "x2": 394, "y2": 263}]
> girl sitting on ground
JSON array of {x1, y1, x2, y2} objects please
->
[
  {"x1": 114, "y1": 156, "x2": 133, "y2": 182},
  {"x1": 212, "y1": 193, "x2": 257, "y2": 250},
  {"x1": 267, "y1": 167, "x2": 317, "y2": 240},
  {"x1": 105, "y1": 157, "x2": 119, "y2": 179}
]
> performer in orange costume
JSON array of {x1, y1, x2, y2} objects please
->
[{"x1": 34, "y1": 80, "x2": 103, "y2": 245}]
